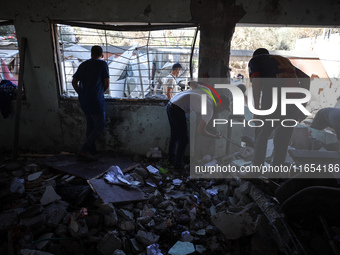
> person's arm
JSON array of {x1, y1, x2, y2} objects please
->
[
  {"x1": 104, "y1": 78, "x2": 110, "y2": 92},
  {"x1": 166, "y1": 87, "x2": 173, "y2": 99},
  {"x1": 153, "y1": 84, "x2": 158, "y2": 95},
  {"x1": 72, "y1": 77, "x2": 79, "y2": 94},
  {"x1": 197, "y1": 119, "x2": 221, "y2": 138}
]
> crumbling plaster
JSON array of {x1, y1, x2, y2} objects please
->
[{"x1": 0, "y1": 0, "x2": 339, "y2": 153}]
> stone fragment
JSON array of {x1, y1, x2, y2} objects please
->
[
  {"x1": 27, "y1": 172, "x2": 42, "y2": 181},
  {"x1": 157, "y1": 200, "x2": 171, "y2": 209},
  {"x1": 118, "y1": 209, "x2": 134, "y2": 221},
  {"x1": 195, "y1": 245, "x2": 207, "y2": 254},
  {"x1": 129, "y1": 238, "x2": 144, "y2": 254},
  {"x1": 137, "y1": 216, "x2": 152, "y2": 225},
  {"x1": 44, "y1": 202, "x2": 68, "y2": 229},
  {"x1": 68, "y1": 218, "x2": 88, "y2": 238},
  {"x1": 10, "y1": 177, "x2": 25, "y2": 195},
  {"x1": 40, "y1": 186, "x2": 61, "y2": 206},
  {"x1": 142, "y1": 205, "x2": 155, "y2": 218},
  {"x1": 103, "y1": 207, "x2": 118, "y2": 227},
  {"x1": 119, "y1": 221, "x2": 135, "y2": 231},
  {"x1": 97, "y1": 231, "x2": 122, "y2": 255},
  {"x1": 180, "y1": 231, "x2": 194, "y2": 242},
  {"x1": 211, "y1": 204, "x2": 256, "y2": 240},
  {"x1": 154, "y1": 221, "x2": 167, "y2": 231},
  {"x1": 168, "y1": 241, "x2": 195, "y2": 255},
  {"x1": 147, "y1": 243, "x2": 163, "y2": 255},
  {"x1": 113, "y1": 250, "x2": 126, "y2": 255},
  {"x1": 195, "y1": 229, "x2": 206, "y2": 236},
  {"x1": 136, "y1": 230, "x2": 160, "y2": 247}
]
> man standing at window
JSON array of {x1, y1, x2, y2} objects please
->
[
  {"x1": 72, "y1": 45, "x2": 110, "y2": 160},
  {"x1": 162, "y1": 63, "x2": 182, "y2": 99}
]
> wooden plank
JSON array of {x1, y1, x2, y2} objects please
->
[{"x1": 88, "y1": 178, "x2": 147, "y2": 204}]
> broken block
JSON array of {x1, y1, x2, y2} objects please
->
[
  {"x1": 168, "y1": 241, "x2": 195, "y2": 255},
  {"x1": 97, "y1": 231, "x2": 122, "y2": 255},
  {"x1": 135, "y1": 230, "x2": 160, "y2": 247},
  {"x1": 40, "y1": 186, "x2": 61, "y2": 206},
  {"x1": 211, "y1": 203, "x2": 256, "y2": 240}
]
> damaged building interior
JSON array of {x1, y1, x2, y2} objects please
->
[{"x1": 1, "y1": 0, "x2": 340, "y2": 254}]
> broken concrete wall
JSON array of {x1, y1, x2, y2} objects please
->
[
  {"x1": 59, "y1": 101, "x2": 171, "y2": 155},
  {"x1": 1, "y1": 0, "x2": 340, "y2": 153}
]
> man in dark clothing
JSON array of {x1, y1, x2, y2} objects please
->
[
  {"x1": 72, "y1": 45, "x2": 110, "y2": 160},
  {"x1": 311, "y1": 107, "x2": 340, "y2": 142},
  {"x1": 248, "y1": 48, "x2": 310, "y2": 166}
]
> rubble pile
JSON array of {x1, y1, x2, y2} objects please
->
[{"x1": 0, "y1": 153, "x2": 283, "y2": 255}]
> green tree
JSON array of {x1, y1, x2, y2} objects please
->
[{"x1": 0, "y1": 25, "x2": 15, "y2": 37}]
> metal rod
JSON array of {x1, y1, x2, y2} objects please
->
[
  {"x1": 136, "y1": 48, "x2": 145, "y2": 98},
  {"x1": 190, "y1": 26, "x2": 199, "y2": 79}
]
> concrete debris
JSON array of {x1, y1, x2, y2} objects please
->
[
  {"x1": 195, "y1": 244, "x2": 207, "y2": 254},
  {"x1": 136, "y1": 230, "x2": 160, "y2": 247},
  {"x1": 40, "y1": 186, "x2": 61, "y2": 205},
  {"x1": 27, "y1": 171, "x2": 42, "y2": 181},
  {"x1": 150, "y1": 147, "x2": 163, "y2": 158},
  {"x1": 172, "y1": 178, "x2": 182, "y2": 186},
  {"x1": 168, "y1": 241, "x2": 195, "y2": 255},
  {"x1": 1, "y1": 151, "x2": 324, "y2": 255},
  {"x1": 147, "y1": 243, "x2": 163, "y2": 255},
  {"x1": 97, "y1": 231, "x2": 122, "y2": 255},
  {"x1": 146, "y1": 165, "x2": 159, "y2": 175},
  {"x1": 113, "y1": 250, "x2": 126, "y2": 255},
  {"x1": 181, "y1": 231, "x2": 194, "y2": 242},
  {"x1": 211, "y1": 203, "x2": 256, "y2": 240},
  {"x1": 118, "y1": 208, "x2": 135, "y2": 221},
  {"x1": 10, "y1": 177, "x2": 25, "y2": 195}
]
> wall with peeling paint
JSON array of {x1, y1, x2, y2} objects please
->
[{"x1": 0, "y1": 0, "x2": 339, "y2": 154}]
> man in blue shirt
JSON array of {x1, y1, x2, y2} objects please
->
[
  {"x1": 72, "y1": 45, "x2": 110, "y2": 160},
  {"x1": 248, "y1": 48, "x2": 310, "y2": 167}
]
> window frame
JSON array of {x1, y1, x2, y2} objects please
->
[{"x1": 51, "y1": 20, "x2": 199, "y2": 103}]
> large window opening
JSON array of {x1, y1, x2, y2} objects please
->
[
  {"x1": 229, "y1": 26, "x2": 340, "y2": 81},
  {"x1": 0, "y1": 22, "x2": 19, "y2": 91},
  {"x1": 229, "y1": 26, "x2": 340, "y2": 118},
  {"x1": 55, "y1": 23, "x2": 199, "y2": 100}
]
